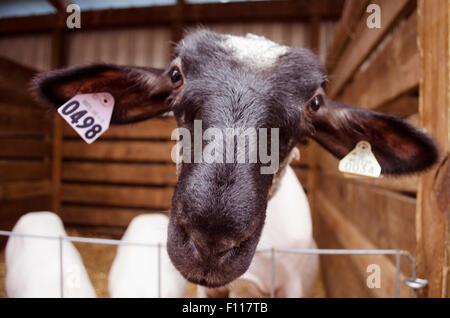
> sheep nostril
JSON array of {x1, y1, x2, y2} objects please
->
[{"x1": 216, "y1": 247, "x2": 232, "y2": 257}]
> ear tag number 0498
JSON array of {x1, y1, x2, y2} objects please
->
[
  {"x1": 57, "y1": 93, "x2": 114, "y2": 144},
  {"x1": 338, "y1": 141, "x2": 381, "y2": 178}
]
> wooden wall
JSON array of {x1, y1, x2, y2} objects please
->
[
  {"x1": 0, "y1": 33, "x2": 52, "y2": 71},
  {"x1": 314, "y1": 0, "x2": 449, "y2": 297},
  {"x1": 0, "y1": 58, "x2": 52, "y2": 234}
]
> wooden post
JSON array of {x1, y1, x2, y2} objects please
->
[
  {"x1": 308, "y1": 16, "x2": 321, "y2": 240},
  {"x1": 50, "y1": 13, "x2": 67, "y2": 214},
  {"x1": 171, "y1": 0, "x2": 185, "y2": 55},
  {"x1": 416, "y1": 0, "x2": 449, "y2": 298}
]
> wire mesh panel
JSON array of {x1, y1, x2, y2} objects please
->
[{"x1": 0, "y1": 230, "x2": 427, "y2": 298}]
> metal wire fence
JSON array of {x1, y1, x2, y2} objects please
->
[{"x1": 0, "y1": 230, "x2": 427, "y2": 298}]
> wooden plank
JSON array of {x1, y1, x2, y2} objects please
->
[
  {"x1": 171, "y1": 0, "x2": 185, "y2": 49},
  {"x1": 0, "y1": 88, "x2": 39, "y2": 108},
  {"x1": 0, "y1": 195, "x2": 52, "y2": 231},
  {"x1": 325, "y1": 0, "x2": 370, "y2": 71},
  {"x1": 52, "y1": 115, "x2": 63, "y2": 213},
  {"x1": 415, "y1": 0, "x2": 449, "y2": 298},
  {"x1": 328, "y1": 0, "x2": 413, "y2": 98},
  {"x1": 48, "y1": 0, "x2": 72, "y2": 12},
  {"x1": 50, "y1": 14, "x2": 67, "y2": 215},
  {"x1": 0, "y1": 14, "x2": 57, "y2": 35},
  {"x1": 317, "y1": 174, "x2": 417, "y2": 255},
  {"x1": 63, "y1": 117, "x2": 177, "y2": 139},
  {"x1": 316, "y1": 191, "x2": 411, "y2": 297},
  {"x1": 0, "y1": 138, "x2": 51, "y2": 158},
  {"x1": 183, "y1": 0, "x2": 345, "y2": 23},
  {"x1": 61, "y1": 205, "x2": 167, "y2": 227},
  {"x1": 310, "y1": 16, "x2": 320, "y2": 54},
  {"x1": 0, "y1": 161, "x2": 51, "y2": 182},
  {"x1": 0, "y1": 1, "x2": 345, "y2": 35},
  {"x1": 374, "y1": 95, "x2": 418, "y2": 118},
  {"x1": 0, "y1": 103, "x2": 52, "y2": 136},
  {"x1": 62, "y1": 140, "x2": 175, "y2": 162},
  {"x1": 0, "y1": 57, "x2": 37, "y2": 89},
  {"x1": 316, "y1": 212, "x2": 373, "y2": 297},
  {"x1": 62, "y1": 162, "x2": 177, "y2": 186},
  {"x1": 337, "y1": 11, "x2": 419, "y2": 110},
  {"x1": 61, "y1": 184, "x2": 174, "y2": 209},
  {"x1": 0, "y1": 180, "x2": 52, "y2": 201}
]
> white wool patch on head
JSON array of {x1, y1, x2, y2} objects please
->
[{"x1": 222, "y1": 33, "x2": 288, "y2": 69}]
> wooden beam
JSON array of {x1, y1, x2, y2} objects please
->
[
  {"x1": 328, "y1": 0, "x2": 415, "y2": 99},
  {"x1": 317, "y1": 173, "x2": 417, "y2": 255},
  {"x1": 0, "y1": 138, "x2": 52, "y2": 159},
  {"x1": 61, "y1": 205, "x2": 163, "y2": 227},
  {"x1": 47, "y1": 0, "x2": 72, "y2": 12},
  {"x1": 0, "y1": 161, "x2": 51, "y2": 182},
  {"x1": 0, "y1": 0, "x2": 345, "y2": 35},
  {"x1": 63, "y1": 117, "x2": 177, "y2": 139},
  {"x1": 0, "y1": 180, "x2": 52, "y2": 201},
  {"x1": 325, "y1": 0, "x2": 370, "y2": 72},
  {"x1": 50, "y1": 13, "x2": 66, "y2": 214},
  {"x1": 0, "y1": 57, "x2": 39, "y2": 105},
  {"x1": 415, "y1": 0, "x2": 449, "y2": 298},
  {"x1": 62, "y1": 140, "x2": 175, "y2": 162},
  {"x1": 0, "y1": 102, "x2": 52, "y2": 136},
  {"x1": 183, "y1": 0, "x2": 345, "y2": 23},
  {"x1": 0, "y1": 196, "x2": 52, "y2": 232},
  {"x1": 374, "y1": 94, "x2": 419, "y2": 118},
  {"x1": 61, "y1": 184, "x2": 174, "y2": 209},
  {"x1": 316, "y1": 191, "x2": 411, "y2": 297},
  {"x1": 62, "y1": 162, "x2": 177, "y2": 186},
  {"x1": 336, "y1": 10, "x2": 419, "y2": 110},
  {"x1": 171, "y1": 0, "x2": 185, "y2": 50}
]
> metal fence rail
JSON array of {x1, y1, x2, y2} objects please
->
[{"x1": 0, "y1": 230, "x2": 427, "y2": 298}]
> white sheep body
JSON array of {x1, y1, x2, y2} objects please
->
[
  {"x1": 108, "y1": 213, "x2": 187, "y2": 298},
  {"x1": 5, "y1": 212, "x2": 96, "y2": 298}
]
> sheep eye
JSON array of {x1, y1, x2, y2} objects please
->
[
  {"x1": 310, "y1": 94, "x2": 325, "y2": 111},
  {"x1": 171, "y1": 68, "x2": 183, "y2": 88}
]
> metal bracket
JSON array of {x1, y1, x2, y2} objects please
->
[{"x1": 404, "y1": 278, "x2": 428, "y2": 289}]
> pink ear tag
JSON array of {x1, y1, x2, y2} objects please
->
[{"x1": 57, "y1": 92, "x2": 115, "y2": 144}]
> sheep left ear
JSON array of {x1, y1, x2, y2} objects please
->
[
  {"x1": 30, "y1": 64, "x2": 173, "y2": 124},
  {"x1": 309, "y1": 99, "x2": 440, "y2": 175}
]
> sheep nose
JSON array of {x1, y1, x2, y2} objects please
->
[
  {"x1": 192, "y1": 239, "x2": 233, "y2": 261},
  {"x1": 192, "y1": 241, "x2": 210, "y2": 260}
]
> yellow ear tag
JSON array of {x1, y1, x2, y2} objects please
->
[{"x1": 338, "y1": 141, "x2": 381, "y2": 178}]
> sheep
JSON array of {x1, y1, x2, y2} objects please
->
[
  {"x1": 5, "y1": 212, "x2": 96, "y2": 298},
  {"x1": 32, "y1": 29, "x2": 439, "y2": 288},
  {"x1": 198, "y1": 155, "x2": 318, "y2": 298},
  {"x1": 108, "y1": 214, "x2": 187, "y2": 298}
]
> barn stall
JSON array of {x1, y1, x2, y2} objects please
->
[{"x1": 0, "y1": 0, "x2": 448, "y2": 298}]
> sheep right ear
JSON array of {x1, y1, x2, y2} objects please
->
[
  {"x1": 309, "y1": 99, "x2": 440, "y2": 175},
  {"x1": 31, "y1": 64, "x2": 173, "y2": 124}
]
